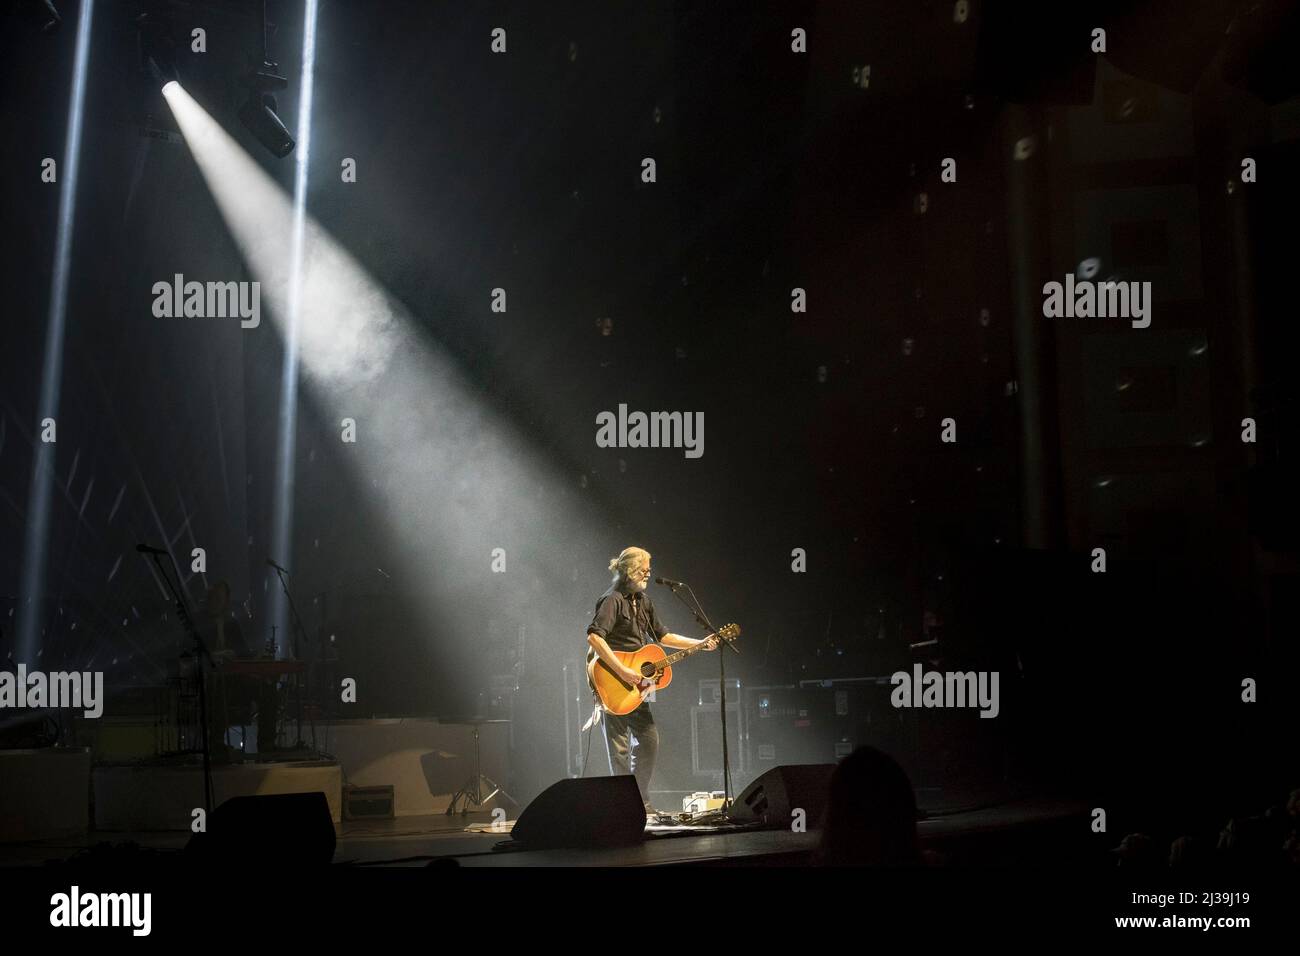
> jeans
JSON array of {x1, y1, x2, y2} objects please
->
[{"x1": 603, "y1": 702, "x2": 659, "y2": 806}]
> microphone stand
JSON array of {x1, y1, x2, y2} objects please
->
[
  {"x1": 270, "y1": 562, "x2": 311, "y2": 751},
  {"x1": 145, "y1": 548, "x2": 215, "y2": 813},
  {"x1": 665, "y1": 581, "x2": 739, "y2": 815},
  {"x1": 316, "y1": 588, "x2": 332, "y2": 756}
]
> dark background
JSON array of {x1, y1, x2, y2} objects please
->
[{"x1": 2, "y1": 0, "x2": 1296, "y2": 831}]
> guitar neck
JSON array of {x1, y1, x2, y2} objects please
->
[{"x1": 660, "y1": 635, "x2": 716, "y2": 668}]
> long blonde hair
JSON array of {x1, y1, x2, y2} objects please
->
[{"x1": 608, "y1": 546, "x2": 651, "y2": 583}]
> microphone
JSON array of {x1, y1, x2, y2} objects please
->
[
  {"x1": 136, "y1": 543, "x2": 168, "y2": 555},
  {"x1": 266, "y1": 558, "x2": 289, "y2": 573},
  {"x1": 655, "y1": 576, "x2": 685, "y2": 589}
]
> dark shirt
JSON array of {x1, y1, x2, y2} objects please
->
[
  {"x1": 199, "y1": 614, "x2": 250, "y2": 657},
  {"x1": 588, "y1": 583, "x2": 669, "y2": 652}
]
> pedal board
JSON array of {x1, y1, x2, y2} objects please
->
[{"x1": 683, "y1": 790, "x2": 726, "y2": 813}]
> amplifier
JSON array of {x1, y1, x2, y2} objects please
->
[
  {"x1": 691, "y1": 704, "x2": 743, "y2": 775},
  {"x1": 343, "y1": 784, "x2": 395, "y2": 820},
  {"x1": 697, "y1": 678, "x2": 741, "y2": 705},
  {"x1": 749, "y1": 680, "x2": 916, "y2": 770}
]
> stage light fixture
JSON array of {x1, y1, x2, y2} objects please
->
[
  {"x1": 238, "y1": 87, "x2": 295, "y2": 158},
  {"x1": 135, "y1": 11, "x2": 179, "y2": 86},
  {"x1": 18, "y1": 0, "x2": 61, "y2": 33},
  {"x1": 238, "y1": 0, "x2": 295, "y2": 158}
]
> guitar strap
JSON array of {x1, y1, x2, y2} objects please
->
[
  {"x1": 630, "y1": 592, "x2": 650, "y2": 645},
  {"x1": 582, "y1": 648, "x2": 603, "y2": 732}
]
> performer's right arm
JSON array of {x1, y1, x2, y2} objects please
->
[{"x1": 587, "y1": 632, "x2": 641, "y2": 685}]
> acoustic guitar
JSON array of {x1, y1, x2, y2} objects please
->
[{"x1": 586, "y1": 623, "x2": 741, "y2": 716}]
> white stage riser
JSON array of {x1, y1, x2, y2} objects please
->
[
  {"x1": 93, "y1": 762, "x2": 342, "y2": 831},
  {"x1": 326, "y1": 718, "x2": 510, "y2": 816}
]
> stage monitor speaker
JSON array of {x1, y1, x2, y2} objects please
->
[
  {"x1": 512, "y1": 776, "x2": 645, "y2": 849},
  {"x1": 185, "y1": 791, "x2": 336, "y2": 864},
  {"x1": 729, "y1": 764, "x2": 836, "y2": 829}
]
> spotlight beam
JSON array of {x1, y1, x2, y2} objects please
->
[
  {"x1": 162, "y1": 84, "x2": 618, "y2": 686},
  {"x1": 269, "y1": 0, "x2": 319, "y2": 655},
  {"x1": 17, "y1": 0, "x2": 95, "y2": 664}
]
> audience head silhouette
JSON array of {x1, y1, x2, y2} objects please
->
[{"x1": 819, "y1": 745, "x2": 921, "y2": 866}]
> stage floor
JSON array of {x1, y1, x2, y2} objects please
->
[{"x1": 0, "y1": 795, "x2": 1089, "y2": 867}]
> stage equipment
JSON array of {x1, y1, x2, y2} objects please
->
[
  {"x1": 343, "y1": 784, "x2": 395, "y2": 820},
  {"x1": 445, "y1": 717, "x2": 517, "y2": 814},
  {"x1": 512, "y1": 776, "x2": 645, "y2": 849},
  {"x1": 185, "y1": 791, "x2": 335, "y2": 863},
  {"x1": 728, "y1": 764, "x2": 837, "y2": 829},
  {"x1": 238, "y1": 0, "x2": 294, "y2": 156}
]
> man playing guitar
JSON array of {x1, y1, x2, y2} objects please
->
[{"x1": 586, "y1": 547, "x2": 719, "y2": 815}]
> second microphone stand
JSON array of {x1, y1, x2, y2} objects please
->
[
  {"x1": 145, "y1": 549, "x2": 215, "y2": 813},
  {"x1": 270, "y1": 561, "x2": 312, "y2": 752}
]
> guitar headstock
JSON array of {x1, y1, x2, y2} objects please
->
[{"x1": 716, "y1": 623, "x2": 741, "y2": 642}]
